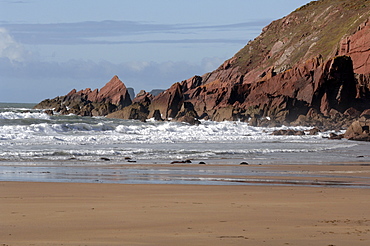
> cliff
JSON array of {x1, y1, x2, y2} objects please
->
[
  {"x1": 35, "y1": 0, "x2": 370, "y2": 132},
  {"x1": 111, "y1": 0, "x2": 370, "y2": 127}
]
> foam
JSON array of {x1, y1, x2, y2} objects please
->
[
  {"x1": 0, "y1": 113, "x2": 356, "y2": 163},
  {"x1": 0, "y1": 119, "x2": 340, "y2": 144},
  {"x1": 0, "y1": 111, "x2": 50, "y2": 120}
]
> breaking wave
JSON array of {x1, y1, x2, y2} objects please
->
[
  {"x1": 0, "y1": 103, "x2": 360, "y2": 164},
  {"x1": 0, "y1": 111, "x2": 51, "y2": 120}
]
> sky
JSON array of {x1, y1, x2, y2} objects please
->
[{"x1": 0, "y1": 0, "x2": 311, "y2": 103}]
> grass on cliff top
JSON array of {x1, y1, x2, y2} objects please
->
[{"x1": 234, "y1": 0, "x2": 370, "y2": 75}]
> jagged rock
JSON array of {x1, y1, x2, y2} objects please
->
[
  {"x1": 181, "y1": 76, "x2": 203, "y2": 92},
  {"x1": 133, "y1": 90, "x2": 153, "y2": 104},
  {"x1": 152, "y1": 54, "x2": 357, "y2": 125},
  {"x1": 148, "y1": 82, "x2": 184, "y2": 119},
  {"x1": 146, "y1": 1, "x2": 370, "y2": 125},
  {"x1": 89, "y1": 75, "x2": 132, "y2": 107},
  {"x1": 34, "y1": 1, "x2": 370, "y2": 128},
  {"x1": 34, "y1": 76, "x2": 132, "y2": 116}
]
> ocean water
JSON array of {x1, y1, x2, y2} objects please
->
[{"x1": 1, "y1": 102, "x2": 370, "y2": 186}]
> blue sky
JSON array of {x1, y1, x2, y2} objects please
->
[{"x1": 0, "y1": 0, "x2": 311, "y2": 103}]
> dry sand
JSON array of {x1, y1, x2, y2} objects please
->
[{"x1": 1, "y1": 181, "x2": 370, "y2": 246}]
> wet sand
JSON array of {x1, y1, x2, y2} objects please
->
[{"x1": 1, "y1": 181, "x2": 370, "y2": 246}]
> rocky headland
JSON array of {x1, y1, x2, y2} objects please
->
[
  {"x1": 34, "y1": 0, "x2": 370, "y2": 140},
  {"x1": 35, "y1": 75, "x2": 132, "y2": 116}
]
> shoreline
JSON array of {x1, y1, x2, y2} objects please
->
[
  {"x1": 1, "y1": 181, "x2": 370, "y2": 245},
  {"x1": 1, "y1": 161, "x2": 370, "y2": 188}
]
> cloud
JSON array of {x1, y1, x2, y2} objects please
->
[
  {"x1": 0, "y1": 20, "x2": 269, "y2": 45},
  {"x1": 90, "y1": 38, "x2": 247, "y2": 45},
  {"x1": 0, "y1": 56, "x2": 223, "y2": 102},
  {"x1": 0, "y1": 27, "x2": 29, "y2": 62},
  {"x1": 0, "y1": 19, "x2": 255, "y2": 102}
]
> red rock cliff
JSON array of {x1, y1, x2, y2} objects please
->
[{"x1": 132, "y1": 0, "x2": 370, "y2": 126}]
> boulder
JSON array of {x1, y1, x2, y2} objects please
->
[
  {"x1": 328, "y1": 133, "x2": 344, "y2": 140},
  {"x1": 344, "y1": 118, "x2": 370, "y2": 140},
  {"x1": 107, "y1": 102, "x2": 149, "y2": 122},
  {"x1": 271, "y1": 129, "x2": 306, "y2": 136},
  {"x1": 349, "y1": 134, "x2": 370, "y2": 141}
]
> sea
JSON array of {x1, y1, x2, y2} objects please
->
[{"x1": 1, "y1": 102, "x2": 370, "y2": 187}]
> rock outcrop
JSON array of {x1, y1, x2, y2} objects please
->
[
  {"x1": 107, "y1": 0, "x2": 370, "y2": 131},
  {"x1": 35, "y1": 0, "x2": 370, "y2": 135},
  {"x1": 34, "y1": 75, "x2": 132, "y2": 116}
]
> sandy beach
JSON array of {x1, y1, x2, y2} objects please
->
[{"x1": 1, "y1": 181, "x2": 370, "y2": 246}]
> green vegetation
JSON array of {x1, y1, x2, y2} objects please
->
[{"x1": 233, "y1": 0, "x2": 370, "y2": 75}]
